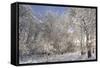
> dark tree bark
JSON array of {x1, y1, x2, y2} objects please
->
[{"x1": 88, "y1": 49, "x2": 92, "y2": 58}]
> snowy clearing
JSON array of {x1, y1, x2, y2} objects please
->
[{"x1": 19, "y1": 51, "x2": 96, "y2": 64}]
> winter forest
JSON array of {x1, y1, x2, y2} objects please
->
[{"x1": 19, "y1": 4, "x2": 96, "y2": 64}]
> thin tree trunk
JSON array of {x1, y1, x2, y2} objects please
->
[
  {"x1": 82, "y1": 19, "x2": 92, "y2": 58},
  {"x1": 86, "y1": 34, "x2": 92, "y2": 58},
  {"x1": 80, "y1": 26, "x2": 84, "y2": 55}
]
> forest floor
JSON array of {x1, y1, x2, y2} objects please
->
[{"x1": 20, "y1": 51, "x2": 96, "y2": 64}]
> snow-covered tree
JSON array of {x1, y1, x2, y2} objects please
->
[{"x1": 69, "y1": 7, "x2": 96, "y2": 58}]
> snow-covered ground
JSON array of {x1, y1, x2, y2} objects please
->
[{"x1": 19, "y1": 51, "x2": 96, "y2": 64}]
